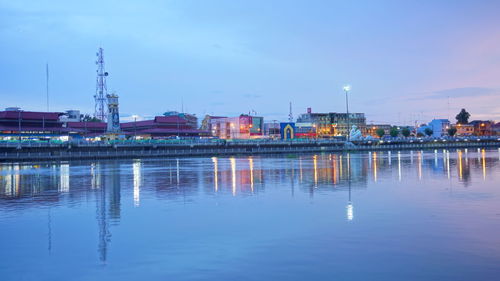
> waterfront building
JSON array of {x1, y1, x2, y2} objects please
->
[
  {"x1": 492, "y1": 123, "x2": 500, "y2": 136},
  {"x1": 66, "y1": 121, "x2": 107, "y2": 138},
  {"x1": 120, "y1": 116, "x2": 208, "y2": 139},
  {"x1": 469, "y1": 120, "x2": 494, "y2": 136},
  {"x1": 296, "y1": 108, "x2": 332, "y2": 137},
  {"x1": 279, "y1": 122, "x2": 295, "y2": 139},
  {"x1": 263, "y1": 122, "x2": 280, "y2": 138},
  {"x1": 0, "y1": 108, "x2": 70, "y2": 140},
  {"x1": 366, "y1": 124, "x2": 392, "y2": 137},
  {"x1": 294, "y1": 122, "x2": 317, "y2": 138},
  {"x1": 209, "y1": 115, "x2": 264, "y2": 139},
  {"x1": 455, "y1": 123, "x2": 474, "y2": 136},
  {"x1": 164, "y1": 111, "x2": 198, "y2": 129},
  {"x1": 296, "y1": 108, "x2": 366, "y2": 137},
  {"x1": 200, "y1": 115, "x2": 227, "y2": 134},
  {"x1": 330, "y1": 113, "x2": 367, "y2": 137},
  {"x1": 428, "y1": 119, "x2": 451, "y2": 137}
]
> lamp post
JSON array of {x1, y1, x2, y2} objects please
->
[
  {"x1": 132, "y1": 115, "x2": 139, "y2": 140},
  {"x1": 343, "y1": 85, "x2": 351, "y2": 142},
  {"x1": 18, "y1": 110, "x2": 21, "y2": 142}
]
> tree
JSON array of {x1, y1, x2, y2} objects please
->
[
  {"x1": 424, "y1": 127, "x2": 433, "y2": 136},
  {"x1": 447, "y1": 127, "x2": 457, "y2": 137},
  {"x1": 390, "y1": 127, "x2": 399, "y2": 137},
  {"x1": 81, "y1": 114, "x2": 102, "y2": 122},
  {"x1": 401, "y1": 127, "x2": 411, "y2": 137},
  {"x1": 455, "y1": 109, "x2": 470, "y2": 124},
  {"x1": 375, "y1": 128, "x2": 385, "y2": 138}
]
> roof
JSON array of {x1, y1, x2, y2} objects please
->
[
  {"x1": 154, "y1": 116, "x2": 188, "y2": 124},
  {"x1": 121, "y1": 116, "x2": 188, "y2": 128},
  {"x1": 430, "y1": 119, "x2": 450, "y2": 122},
  {"x1": 120, "y1": 120, "x2": 155, "y2": 128},
  {"x1": 66, "y1": 122, "x2": 107, "y2": 129},
  {"x1": 0, "y1": 111, "x2": 64, "y2": 120},
  {"x1": 469, "y1": 120, "x2": 493, "y2": 125},
  {"x1": 136, "y1": 128, "x2": 209, "y2": 135}
]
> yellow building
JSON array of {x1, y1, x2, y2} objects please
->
[{"x1": 455, "y1": 124, "x2": 474, "y2": 136}]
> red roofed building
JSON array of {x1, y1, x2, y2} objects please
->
[
  {"x1": 121, "y1": 116, "x2": 209, "y2": 138},
  {"x1": 0, "y1": 108, "x2": 69, "y2": 138},
  {"x1": 65, "y1": 122, "x2": 107, "y2": 137}
]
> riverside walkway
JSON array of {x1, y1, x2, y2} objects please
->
[{"x1": 1, "y1": 137, "x2": 499, "y2": 162}]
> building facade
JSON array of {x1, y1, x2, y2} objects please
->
[
  {"x1": 210, "y1": 115, "x2": 264, "y2": 139},
  {"x1": 455, "y1": 123, "x2": 474, "y2": 136},
  {"x1": 263, "y1": 122, "x2": 280, "y2": 138},
  {"x1": 0, "y1": 108, "x2": 69, "y2": 140},
  {"x1": 428, "y1": 119, "x2": 451, "y2": 137},
  {"x1": 121, "y1": 116, "x2": 208, "y2": 139},
  {"x1": 164, "y1": 111, "x2": 198, "y2": 129},
  {"x1": 366, "y1": 124, "x2": 392, "y2": 137},
  {"x1": 296, "y1": 108, "x2": 367, "y2": 137},
  {"x1": 469, "y1": 120, "x2": 494, "y2": 136}
]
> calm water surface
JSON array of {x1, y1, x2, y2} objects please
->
[{"x1": 1, "y1": 148, "x2": 500, "y2": 281}]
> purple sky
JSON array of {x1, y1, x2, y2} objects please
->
[{"x1": 1, "y1": 0, "x2": 499, "y2": 124}]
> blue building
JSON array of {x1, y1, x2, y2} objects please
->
[
  {"x1": 418, "y1": 119, "x2": 450, "y2": 137},
  {"x1": 280, "y1": 122, "x2": 295, "y2": 139}
]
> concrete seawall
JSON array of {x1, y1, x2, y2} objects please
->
[{"x1": 1, "y1": 140, "x2": 499, "y2": 162}]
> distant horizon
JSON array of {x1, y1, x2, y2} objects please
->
[{"x1": 2, "y1": 0, "x2": 499, "y2": 124}]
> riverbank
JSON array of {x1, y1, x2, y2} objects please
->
[{"x1": 1, "y1": 139, "x2": 499, "y2": 162}]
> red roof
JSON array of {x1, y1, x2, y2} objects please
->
[
  {"x1": 121, "y1": 120, "x2": 155, "y2": 128},
  {"x1": 66, "y1": 122, "x2": 107, "y2": 129},
  {"x1": 154, "y1": 116, "x2": 187, "y2": 124},
  {"x1": 121, "y1": 116, "x2": 188, "y2": 128},
  {"x1": 136, "y1": 128, "x2": 208, "y2": 134},
  {"x1": 0, "y1": 111, "x2": 64, "y2": 120}
]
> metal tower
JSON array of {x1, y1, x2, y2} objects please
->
[
  {"x1": 288, "y1": 102, "x2": 293, "y2": 122},
  {"x1": 94, "y1": 48, "x2": 109, "y2": 121}
]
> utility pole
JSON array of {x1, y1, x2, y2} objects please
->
[
  {"x1": 343, "y1": 85, "x2": 351, "y2": 142},
  {"x1": 94, "y1": 48, "x2": 109, "y2": 122},
  {"x1": 46, "y1": 63, "x2": 49, "y2": 112}
]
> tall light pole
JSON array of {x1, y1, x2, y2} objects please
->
[
  {"x1": 132, "y1": 115, "x2": 139, "y2": 140},
  {"x1": 343, "y1": 85, "x2": 351, "y2": 142}
]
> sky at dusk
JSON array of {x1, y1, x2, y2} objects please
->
[{"x1": 1, "y1": 0, "x2": 500, "y2": 124}]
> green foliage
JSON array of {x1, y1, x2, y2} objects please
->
[
  {"x1": 81, "y1": 114, "x2": 102, "y2": 122},
  {"x1": 375, "y1": 128, "x2": 385, "y2": 138},
  {"x1": 424, "y1": 127, "x2": 433, "y2": 136},
  {"x1": 401, "y1": 127, "x2": 411, "y2": 137},
  {"x1": 447, "y1": 127, "x2": 457, "y2": 136},
  {"x1": 455, "y1": 108, "x2": 470, "y2": 124},
  {"x1": 390, "y1": 127, "x2": 399, "y2": 137}
]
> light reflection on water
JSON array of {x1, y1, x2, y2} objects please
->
[{"x1": 1, "y1": 149, "x2": 500, "y2": 280}]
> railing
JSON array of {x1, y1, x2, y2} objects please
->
[{"x1": 1, "y1": 140, "x2": 499, "y2": 162}]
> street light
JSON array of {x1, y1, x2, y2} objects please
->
[
  {"x1": 343, "y1": 85, "x2": 351, "y2": 142},
  {"x1": 131, "y1": 115, "x2": 139, "y2": 140}
]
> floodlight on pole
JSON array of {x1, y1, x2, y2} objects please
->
[
  {"x1": 132, "y1": 115, "x2": 139, "y2": 139},
  {"x1": 343, "y1": 85, "x2": 351, "y2": 142}
]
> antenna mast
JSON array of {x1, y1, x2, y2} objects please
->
[
  {"x1": 94, "y1": 48, "x2": 108, "y2": 121},
  {"x1": 288, "y1": 102, "x2": 293, "y2": 122}
]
